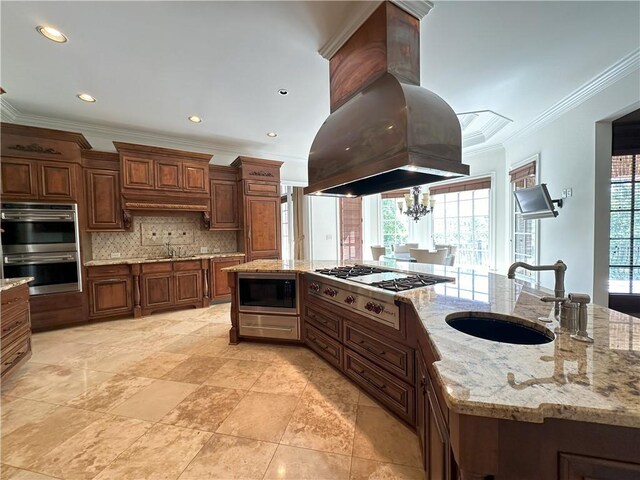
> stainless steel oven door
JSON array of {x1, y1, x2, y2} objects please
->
[
  {"x1": 237, "y1": 273, "x2": 299, "y2": 315},
  {"x1": 1, "y1": 203, "x2": 78, "y2": 254},
  {"x1": 2, "y1": 252, "x2": 82, "y2": 295}
]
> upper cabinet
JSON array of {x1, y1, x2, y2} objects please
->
[
  {"x1": 114, "y1": 142, "x2": 212, "y2": 214},
  {"x1": 0, "y1": 123, "x2": 90, "y2": 203},
  {"x1": 82, "y1": 151, "x2": 125, "y2": 231},
  {"x1": 209, "y1": 165, "x2": 239, "y2": 230},
  {"x1": 231, "y1": 156, "x2": 283, "y2": 261}
]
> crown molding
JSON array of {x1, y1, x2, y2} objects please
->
[
  {"x1": 391, "y1": 1, "x2": 434, "y2": 20},
  {"x1": 463, "y1": 143, "x2": 505, "y2": 158},
  {"x1": 3, "y1": 104, "x2": 308, "y2": 164},
  {"x1": 504, "y1": 48, "x2": 640, "y2": 145},
  {"x1": 318, "y1": 2, "x2": 382, "y2": 60},
  {"x1": 0, "y1": 97, "x2": 18, "y2": 123}
]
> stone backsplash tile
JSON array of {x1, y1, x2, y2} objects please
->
[{"x1": 91, "y1": 214, "x2": 238, "y2": 260}]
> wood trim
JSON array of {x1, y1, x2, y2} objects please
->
[
  {"x1": 509, "y1": 161, "x2": 536, "y2": 183},
  {"x1": 1, "y1": 122, "x2": 92, "y2": 149},
  {"x1": 114, "y1": 141, "x2": 212, "y2": 163},
  {"x1": 122, "y1": 201, "x2": 209, "y2": 211},
  {"x1": 430, "y1": 177, "x2": 492, "y2": 196}
]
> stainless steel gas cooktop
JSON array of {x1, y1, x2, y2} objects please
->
[{"x1": 307, "y1": 265, "x2": 454, "y2": 329}]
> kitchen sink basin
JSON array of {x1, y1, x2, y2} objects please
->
[{"x1": 445, "y1": 312, "x2": 554, "y2": 345}]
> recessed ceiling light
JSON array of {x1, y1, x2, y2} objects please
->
[
  {"x1": 36, "y1": 25, "x2": 68, "y2": 43},
  {"x1": 76, "y1": 93, "x2": 96, "y2": 103},
  {"x1": 188, "y1": 115, "x2": 202, "y2": 123},
  {"x1": 278, "y1": 89, "x2": 289, "y2": 96},
  {"x1": 266, "y1": 132, "x2": 278, "y2": 138}
]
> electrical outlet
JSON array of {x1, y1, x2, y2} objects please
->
[
  {"x1": 562, "y1": 189, "x2": 568, "y2": 199},
  {"x1": 110, "y1": 252, "x2": 121, "y2": 259},
  {"x1": 566, "y1": 188, "x2": 573, "y2": 197},
  {"x1": 200, "y1": 247, "x2": 208, "y2": 254},
  {"x1": 213, "y1": 248, "x2": 221, "y2": 253}
]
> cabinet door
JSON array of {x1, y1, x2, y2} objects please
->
[
  {"x1": 212, "y1": 259, "x2": 241, "y2": 299},
  {"x1": 425, "y1": 374, "x2": 451, "y2": 480},
  {"x1": 182, "y1": 163, "x2": 208, "y2": 194},
  {"x1": 246, "y1": 196, "x2": 280, "y2": 259},
  {"x1": 38, "y1": 161, "x2": 76, "y2": 200},
  {"x1": 417, "y1": 352, "x2": 428, "y2": 472},
  {"x1": 211, "y1": 180, "x2": 239, "y2": 229},
  {"x1": 155, "y1": 160, "x2": 182, "y2": 191},
  {"x1": 559, "y1": 454, "x2": 640, "y2": 480},
  {"x1": 85, "y1": 169, "x2": 123, "y2": 231},
  {"x1": 142, "y1": 273, "x2": 174, "y2": 308},
  {"x1": 122, "y1": 155, "x2": 154, "y2": 189},
  {"x1": 0, "y1": 158, "x2": 38, "y2": 199},
  {"x1": 174, "y1": 270, "x2": 202, "y2": 304},
  {"x1": 89, "y1": 277, "x2": 132, "y2": 318}
]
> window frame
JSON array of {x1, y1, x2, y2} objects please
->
[{"x1": 509, "y1": 154, "x2": 541, "y2": 282}]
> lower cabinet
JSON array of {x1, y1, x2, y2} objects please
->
[
  {"x1": 175, "y1": 270, "x2": 202, "y2": 305},
  {"x1": 211, "y1": 258, "x2": 243, "y2": 301},
  {"x1": 558, "y1": 454, "x2": 640, "y2": 480},
  {"x1": 87, "y1": 265, "x2": 134, "y2": 320},
  {"x1": 1, "y1": 283, "x2": 32, "y2": 381}
]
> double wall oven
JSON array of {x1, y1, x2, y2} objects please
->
[
  {"x1": 237, "y1": 273, "x2": 300, "y2": 340},
  {"x1": 1, "y1": 203, "x2": 82, "y2": 295}
]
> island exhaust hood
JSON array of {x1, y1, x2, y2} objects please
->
[{"x1": 305, "y1": 2, "x2": 468, "y2": 197}]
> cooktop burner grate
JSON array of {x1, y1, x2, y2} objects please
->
[
  {"x1": 314, "y1": 265, "x2": 388, "y2": 279},
  {"x1": 371, "y1": 274, "x2": 449, "y2": 292}
]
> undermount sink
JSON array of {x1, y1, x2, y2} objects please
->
[
  {"x1": 145, "y1": 255, "x2": 199, "y2": 261},
  {"x1": 445, "y1": 312, "x2": 554, "y2": 345}
]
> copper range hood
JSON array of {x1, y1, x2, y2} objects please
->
[{"x1": 305, "y1": 2, "x2": 468, "y2": 197}]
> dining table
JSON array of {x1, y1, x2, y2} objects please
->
[{"x1": 381, "y1": 252, "x2": 416, "y2": 262}]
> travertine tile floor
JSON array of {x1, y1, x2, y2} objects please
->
[{"x1": 1, "y1": 303, "x2": 423, "y2": 480}]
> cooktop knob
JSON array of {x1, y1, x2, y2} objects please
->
[
  {"x1": 309, "y1": 283, "x2": 320, "y2": 292},
  {"x1": 324, "y1": 288, "x2": 337, "y2": 297},
  {"x1": 345, "y1": 295, "x2": 355, "y2": 305}
]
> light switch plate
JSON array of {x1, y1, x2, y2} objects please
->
[
  {"x1": 110, "y1": 252, "x2": 121, "y2": 258},
  {"x1": 213, "y1": 248, "x2": 221, "y2": 253},
  {"x1": 200, "y1": 247, "x2": 208, "y2": 253}
]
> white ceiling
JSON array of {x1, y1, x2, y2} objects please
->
[{"x1": 1, "y1": 1, "x2": 639, "y2": 165}]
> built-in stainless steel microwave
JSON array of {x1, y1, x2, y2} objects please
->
[{"x1": 237, "y1": 273, "x2": 299, "y2": 315}]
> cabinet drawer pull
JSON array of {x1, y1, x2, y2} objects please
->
[
  {"x1": 242, "y1": 325, "x2": 293, "y2": 332},
  {"x1": 4, "y1": 352, "x2": 24, "y2": 365},
  {"x1": 2, "y1": 319, "x2": 24, "y2": 333},
  {"x1": 354, "y1": 366, "x2": 386, "y2": 390}
]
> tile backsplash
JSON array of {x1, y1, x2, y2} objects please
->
[{"x1": 91, "y1": 214, "x2": 238, "y2": 260}]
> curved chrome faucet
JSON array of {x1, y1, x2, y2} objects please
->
[{"x1": 507, "y1": 260, "x2": 567, "y2": 315}]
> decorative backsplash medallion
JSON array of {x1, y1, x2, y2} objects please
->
[{"x1": 91, "y1": 214, "x2": 237, "y2": 259}]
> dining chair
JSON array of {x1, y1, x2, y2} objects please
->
[
  {"x1": 394, "y1": 245, "x2": 410, "y2": 254},
  {"x1": 434, "y1": 244, "x2": 451, "y2": 255},
  {"x1": 410, "y1": 248, "x2": 448, "y2": 265},
  {"x1": 370, "y1": 245, "x2": 386, "y2": 260},
  {"x1": 444, "y1": 254, "x2": 456, "y2": 266},
  {"x1": 448, "y1": 245, "x2": 458, "y2": 256}
]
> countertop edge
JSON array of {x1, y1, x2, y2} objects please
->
[
  {"x1": 0, "y1": 277, "x2": 34, "y2": 292},
  {"x1": 85, "y1": 253, "x2": 246, "y2": 267}
]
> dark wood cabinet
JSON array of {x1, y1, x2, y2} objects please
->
[
  {"x1": 84, "y1": 169, "x2": 123, "y2": 231},
  {"x1": 211, "y1": 258, "x2": 242, "y2": 301},
  {"x1": 155, "y1": 160, "x2": 182, "y2": 191},
  {"x1": 1, "y1": 282, "x2": 32, "y2": 381},
  {"x1": 231, "y1": 157, "x2": 283, "y2": 261},
  {"x1": 38, "y1": 161, "x2": 76, "y2": 200},
  {"x1": 210, "y1": 180, "x2": 239, "y2": 230},
  {"x1": 88, "y1": 273, "x2": 133, "y2": 320},
  {"x1": 122, "y1": 155, "x2": 154, "y2": 190},
  {"x1": 559, "y1": 454, "x2": 640, "y2": 480},
  {"x1": 183, "y1": 162, "x2": 208, "y2": 193},
  {"x1": 142, "y1": 271, "x2": 174, "y2": 310},
  {"x1": 175, "y1": 270, "x2": 202, "y2": 304},
  {"x1": 1, "y1": 158, "x2": 38, "y2": 199},
  {"x1": 305, "y1": 322, "x2": 343, "y2": 369},
  {"x1": 245, "y1": 195, "x2": 281, "y2": 259}
]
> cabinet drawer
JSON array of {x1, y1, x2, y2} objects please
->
[
  {"x1": 304, "y1": 304, "x2": 342, "y2": 341},
  {"x1": 1, "y1": 307, "x2": 30, "y2": 340},
  {"x1": 344, "y1": 349, "x2": 415, "y2": 424},
  {"x1": 1, "y1": 283, "x2": 29, "y2": 307},
  {"x1": 87, "y1": 265, "x2": 131, "y2": 278},
  {"x1": 244, "y1": 181, "x2": 279, "y2": 196},
  {"x1": 239, "y1": 313, "x2": 299, "y2": 340},
  {"x1": 305, "y1": 323, "x2": 343, "y2": 369},
  {"x1": 2, "y1": 299, "x2": 29, "y2": 329},
  {"x1": 173, "y1": 260, "x2": 201, "y2": 271},
  {"x1": 2, "y1": 335, "x2": 30, "y2": 375},
  {"x1": 344, "y1": 321, "x2": 414, "y2": 384},
  {"x1": 141, "y1": 262, "x2": 173, "y2": 273}
]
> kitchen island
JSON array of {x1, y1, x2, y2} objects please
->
[
  {"x1": 1, "y1": 277, "x2": 34, "y2": 381},
  {"x1": 223, "y1": 259, "x2": 640, "y2": 480}
]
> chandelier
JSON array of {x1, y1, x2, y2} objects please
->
[{"x1": 397, "y1": 186, "x2": 435, "y2": 222}]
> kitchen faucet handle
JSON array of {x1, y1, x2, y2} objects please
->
[{"x1": 568, "y1": 293, "x2": 593, "y2": 343}]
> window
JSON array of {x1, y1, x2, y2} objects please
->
[
  {"x1": 381, "y1": 195, "x2": 410, "y2": 247},
  {"x1": 510, "y1": 160, "x2": 537, "y2": 280},
  {"x1": 431, "y1": 188, "x2": 491, "y2": 267},
  {"x1": 339, "y1": 197, "x2": 363, "y2": 261},
  {"x1": 609, "y1": 154, "x2": 639, "y2": 294}
]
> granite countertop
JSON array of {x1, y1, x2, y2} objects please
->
[
  {"x1": 0, "y1": 277, "x2": 34, "y2": 292},
  {"x1": 224, "y1": 259, "x2": 640, "y2": 428},
  {"x1": 85, "y1": 252, "x2": 245, "y2": 267}
]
